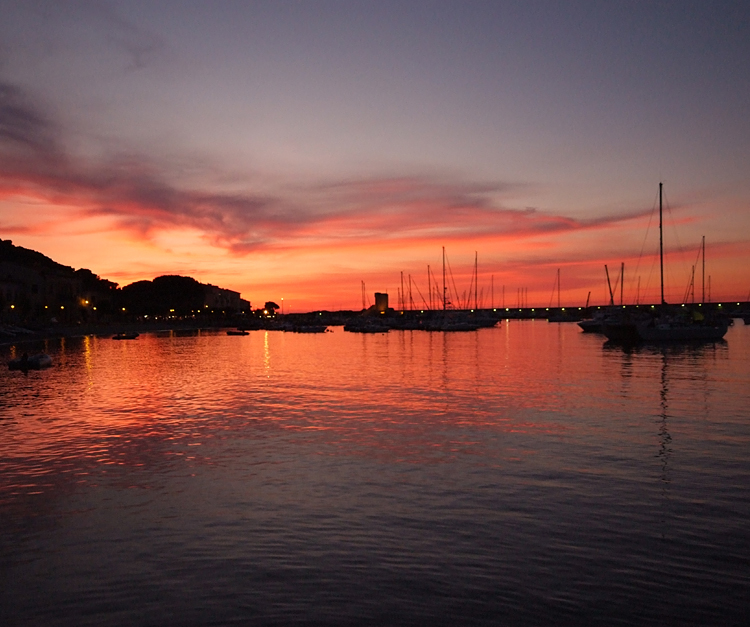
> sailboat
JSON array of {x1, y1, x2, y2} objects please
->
[{"x1": 602, "y1": 183, "x2": 729, "y2": 343}]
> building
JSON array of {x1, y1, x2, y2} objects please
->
[
  {"x1": 374, "y1": 292, "x2": 389, "y2": 313},
  {"x1": 204, "y1": 284, "x2": 250, "y2": 313}
]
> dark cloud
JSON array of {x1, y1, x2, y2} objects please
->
[
  {"x1": 0, "y1": 83, "x2": 648, "y2": 256},
  {"x1": 0, "y1": 81, "x2": 58, "y2": 154}
]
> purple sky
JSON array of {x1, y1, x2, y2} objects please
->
[{"x1": 2, "y1": 1, "x2": 749, "y2": 309}]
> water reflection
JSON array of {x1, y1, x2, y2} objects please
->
[
  {"x1": 657, "y1": 349, "x2": 673, "y2": 539},
  {"x1": 1, "y1": 323, "x2": 749, "y2": 625}
]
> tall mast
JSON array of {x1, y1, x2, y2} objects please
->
[
  {"x1": 474, "y1": 251, "x2": 478, "y2": 310},
  {"x1": 702, "y1": 235, "x2": 705, "y2": 303},
  {"x1": 400, "y1": 271, "x2": 405, "y2": 311},
  {"x1": 442, "y1": 246, "x2": 447, "y2": 311},
  {"x1": 427, "y1": 265, "x2": 432, "y2": 310},
  {"x1": 620, "y1": 262, "x2": 624, "y2": 306},
  {"x1": 691, "y1": 266, "x2": 695, "y2": 304},
  {"x1": 557, "y1": 268, "x2": 561, "y2": 308},
  {"x1": 659, "y1": 182, "x2": 665, "y2": 305}
]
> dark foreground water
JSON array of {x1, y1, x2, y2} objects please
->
[{"x1": 1, "y1": 321, "x2": 749, "y2": 626}]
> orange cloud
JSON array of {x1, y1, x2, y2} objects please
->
[{"x1": 2, "y1": 78, "x2": 749, "y2": 311}]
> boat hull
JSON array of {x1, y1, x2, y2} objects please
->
[
  {"x1": 636, "y1": 321, "x2": 729, "y2": 342},
  {"x1": 8, "y1": 354, "x2": 52, "y2": 370}
]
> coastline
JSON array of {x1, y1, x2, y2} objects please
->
[{"x1": 0, "y1": 321, "x2": 229, "y2": 348}]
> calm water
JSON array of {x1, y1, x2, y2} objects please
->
[{"x1": 2, "y1": 321, "x2": 749, "y2": 626}]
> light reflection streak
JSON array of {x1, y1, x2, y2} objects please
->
[
  {"x1": 658, "y1": 349, "x2": 672, "y2": 540},
  {"x1": 264, "y1": 331, "x2": 271, "y2": 378}
]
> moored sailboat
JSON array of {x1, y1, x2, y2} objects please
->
[{"x1": 602, "y1": 183, "x2": 729, "y2": 343}]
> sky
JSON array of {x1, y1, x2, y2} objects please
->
[{"x1": 1, "y1": 0, "x2": 749, "y2": 311}]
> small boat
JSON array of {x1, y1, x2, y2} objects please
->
[
  {"x1": 344, "y1": 320, "x2": 390, "y2": 333},
  {"x1": 292, "y1": 325, "x2": 328, "y2": 333},
  {"x1": 113, "y1": 332, "x2": 139, "y2": 340},
  {"x1": 226, "y1": 330, "x2": 249, "y2": 335},
  {"x1": 8, "y1": 353, "x2": 52, "y2": 370},
  {"x1": 436, "y1": 319, "x2": 481, "y2": 332}
]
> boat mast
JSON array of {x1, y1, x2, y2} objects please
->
[
  {"x1": 702, "y1": 235, "x2": 705, "y2": 303},
  {"x1": 605, "y1": 264, "x2": 614, "y2": 306},
  {"x1": 659, "y1": 182, "x2": 666, "y2": 305},
  {"x1": 427, "y1": 265, "x2": 432, "y2": 310},
  {"x1": 691, "y1": 266, "x2": 695, "y2": 304},
  {"x1": 442, "y1": 246, "x2": 447, "y2": 311},
  {"x1": 557, "y1": 268, "x2": 561, "y2": 308},
  {"x1": 620, "y1": 262, "x2": 624, "y2": 306},
  {"x1": 474, "y1": 252, "x2": 478, "y2": 310},
  {"x1": 401, "y1": 272, "x2": 406, "y2": 311}
]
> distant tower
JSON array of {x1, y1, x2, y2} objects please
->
[{"x1": 374, "y1": 292, "x2": 389, "y2": 313}]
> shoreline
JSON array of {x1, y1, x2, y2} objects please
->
[{"x1": 0, "y1": 321, "x2": 230, "y2": 348}]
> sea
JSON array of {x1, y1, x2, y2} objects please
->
[{"x1": 1, "y1": 320, "x2": 749, "y2": 626}]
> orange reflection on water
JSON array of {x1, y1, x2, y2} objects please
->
[{"x1": 2, "y1": 322, "x2": 749, "y2": 505}]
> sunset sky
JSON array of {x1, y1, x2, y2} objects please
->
[{"x1": 1, "y1": 1, "x2": 749, "y2": 311}]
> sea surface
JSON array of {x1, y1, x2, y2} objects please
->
[{"x1": 1, "y1": 320, "x2": 749, "y2": 626}]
